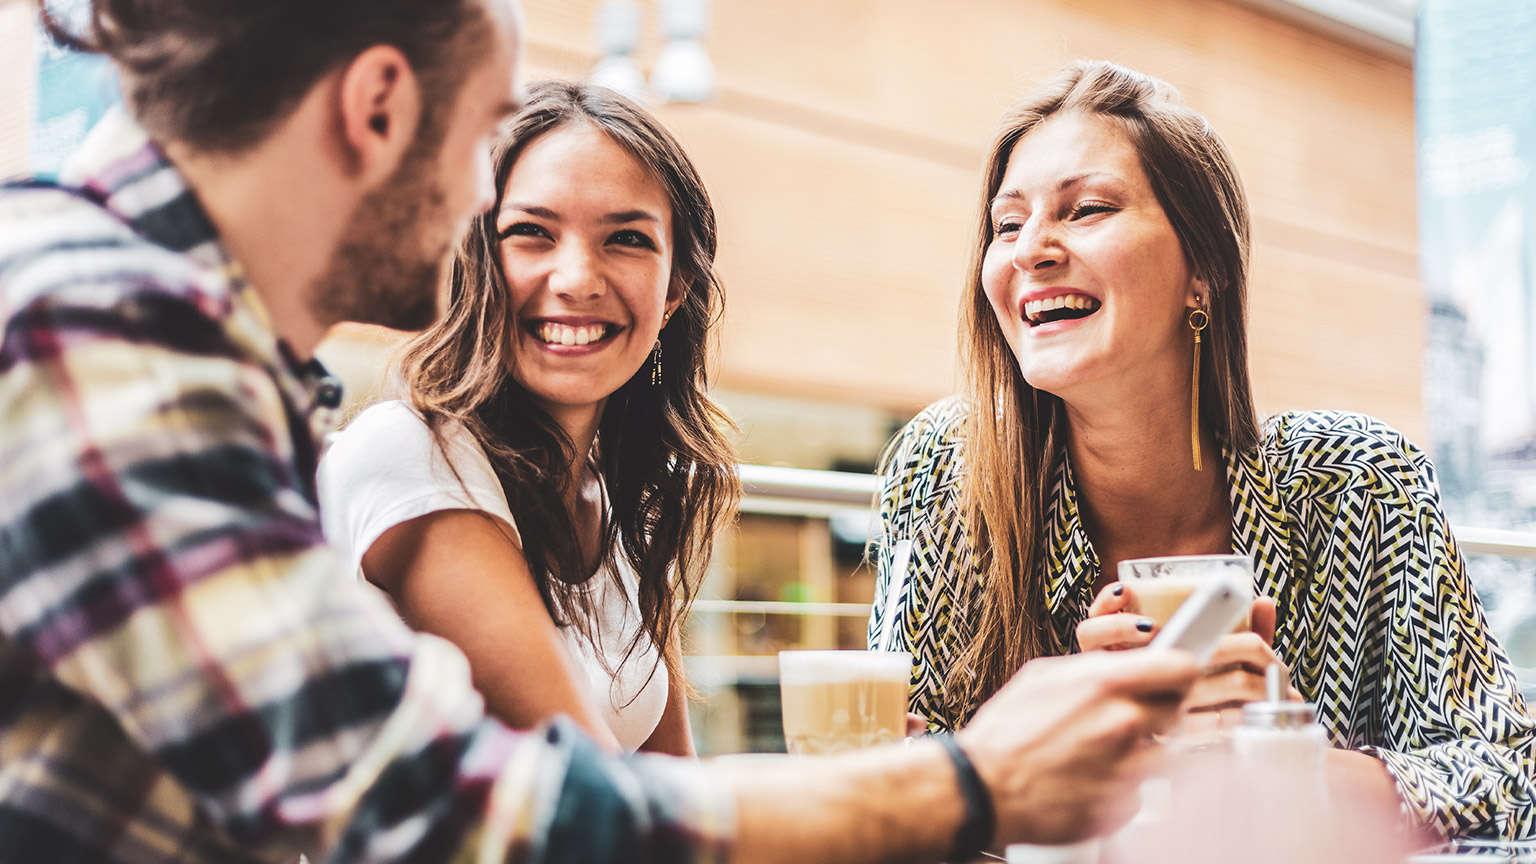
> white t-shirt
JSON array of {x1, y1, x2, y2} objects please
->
[{"x1": 316, "y1": 400, "x2": 668, "y2": 753}]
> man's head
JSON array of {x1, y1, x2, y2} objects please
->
[
  {"x1": 39, "y1": 0, "x2": 498, "y2": 156},
  {"x1": 307, "y1": 2, "x2": 524, "y2": 333},
  {"x1": 39, "y1": 0, "x2": 524, "y2": 335}
]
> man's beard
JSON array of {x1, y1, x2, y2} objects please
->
[{"x1": 309, "y1": 147, "x2": 453, "y2": 333}]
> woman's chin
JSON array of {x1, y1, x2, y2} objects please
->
[{"x1": 1017, "y1": 364, "x2": 1084, "y2": 398}]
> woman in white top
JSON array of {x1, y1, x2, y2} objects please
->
[{"x1": 318, "y1": 81, "x2": 739, "y2": 755}]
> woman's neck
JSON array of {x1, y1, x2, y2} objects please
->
[
  {"x1": 541, "y1": 402, "x2": 604, "y2": 507},
  {"x1": 1063, "y1": 390, "x2": 1231, "y2": 587},
  {"x1": 544, "y1": 402, "x2": 606, "y2": 567}
]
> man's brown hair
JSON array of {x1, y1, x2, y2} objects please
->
[{"x1": 35, "y1": 0, "x2": 491, "y2": 152}]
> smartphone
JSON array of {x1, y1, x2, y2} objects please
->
[{"x1": 1148, "y1": 577, "x2": 1251, "y2": 663}]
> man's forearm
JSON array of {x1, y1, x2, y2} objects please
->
[{"x1": 718, "y1": 740, "x2": 966, "y2": 864}]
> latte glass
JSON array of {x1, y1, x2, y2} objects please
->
[
  {"x1": 1118, "y1": 554, "x2": 1255, "y2": 632},
  {"x1": 778, "y1": 650, "x2": 911, "y2": 755}
]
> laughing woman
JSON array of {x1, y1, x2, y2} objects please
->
[
  {"x1": 868, "y1": 60, "x2": 1536, "y2": 839},
  {"x1": 318, "y1": 81, "x2": 738, "y2": 755}
]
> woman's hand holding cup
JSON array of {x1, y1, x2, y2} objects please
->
[{"x1": 1079, "y1": 580, "x2": 1299, "y2": 723}]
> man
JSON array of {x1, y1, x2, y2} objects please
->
[{"x1": 0, "y1": 1, "x2": 1198, "y2": 862}]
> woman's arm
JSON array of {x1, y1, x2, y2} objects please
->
[
  {"x1": 1289, "y1": 420, "x2": 1536, "y2": 839},
  {"x1": 1364, "y1": 483, "x2": 1536, "y2": 840},
  {"x1": 362, "y1": 508, "x2": 625, "y2": 752},
  {"x1": 639, "y1": 630, "x2": 696, "y2": 756}
]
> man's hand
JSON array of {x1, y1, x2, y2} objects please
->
[{"x1": 957, "y1": 649, "x2": 1199, "y2": 845}]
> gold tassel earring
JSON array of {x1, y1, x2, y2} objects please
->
[
  {"x1": 651, "y1": 310, "x2": 672, "y2": 387},
  {"x1": 1188, "y1": 305, "x2": 1209, "y2": 471}
]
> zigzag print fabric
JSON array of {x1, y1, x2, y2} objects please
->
[{"x1": 868, "y1": 397, "x2": 1536, "y2": 839}]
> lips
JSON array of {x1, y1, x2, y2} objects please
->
[{"x1": 1022, "y1": 293, "x2": 1101, "y2": 327}]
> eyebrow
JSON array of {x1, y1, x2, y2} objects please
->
[
  {"x1": 500, "y1": 203, "x2": 558, "y2": 220},
  {"x1": 497, "y1": 203, "x2": 663, "y2": 225},
  {"x1": 600, "y1": 209, "x2": 663, "y2": 225},
  {"x1": 990, "y1": 171, "x2": 1123, "y2": 209}
]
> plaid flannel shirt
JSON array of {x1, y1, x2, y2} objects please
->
[{"x1": 0, "y1": 109, "x2": 733, "y2": 864}]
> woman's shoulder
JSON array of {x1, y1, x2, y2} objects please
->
[
  {"x1": 320, "y1": 399, "x2": 506, "y2": 513},
  {"x1": 317, "y1": 399, "x2": 519, "y2": 564},
  {"x1": 324, "y1": 400, "x2": 442, "y2": 476},
  {"x1": 1259, "y1": 409, "x2": 1437, "y2": 505},
  {"x1": 328, "y1": 399, "x2": 482, "y2": 465},
  {"x1": 887, "y1": 396, "x2": 969, "y2": 464},
  {"x1": 879, "y1": 396, "x2": 969, "y2": 520},
  {"x1": 334, "y1": 398, "x2": 430, "y2": 441}
]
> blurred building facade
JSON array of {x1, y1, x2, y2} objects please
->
[
  {"x1": 0, "y1": 0, "x2": 1423, "y2": 458},
  {"x1": 0, "y1": 0, "x2": 1426, "y2": 752}
]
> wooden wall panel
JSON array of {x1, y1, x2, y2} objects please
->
[
  {"x1": 659, "y1": 108, "x2": 973, "y2": 408},
  {"x1": 0, "y1": 0, "x2": 1421, "y2": 440},
  {"x1": 1249, "y1": 242, "x2": 1423, "y2": 428},
  {"x1": 516, "y1": 0, "x2": 1424, "y2": 440}
]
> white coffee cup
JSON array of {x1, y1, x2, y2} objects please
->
[
  {"x1": 1005, "y1": 840, "x2": 1099, "y2": 864},
  {"x1": 778, "y1": 650, "x2": 911, "y2": 755},
  {"x1": 1118, "y1": 554, "x2": 1255, "y2": 632}
]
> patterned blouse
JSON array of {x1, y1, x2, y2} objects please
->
[{"x1": 868, "y1": 397, "x2": 1536, "y2": 840}]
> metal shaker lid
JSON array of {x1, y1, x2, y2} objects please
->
[
  {"x1": 1240, "y1": 700, "x2": 1318, "y2": 728},
  {"x1": 1240, "y1": 663, "x2": 1317, "y2": 728}
]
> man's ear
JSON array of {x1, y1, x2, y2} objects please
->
[{"x1": 337, "y1": 45, "x2": 422, "y2": 186}]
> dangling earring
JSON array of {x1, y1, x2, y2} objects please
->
[
  {"x1": 1188, "y1": 304, "x2": 1210, "y2": 471},
  {"x1": 651, "y1": 310, "x2": 672, "y2": 387}
]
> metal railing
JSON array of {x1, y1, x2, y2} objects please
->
[
  {"x1": 692, "y1": 464, "x2": 1536, "y2": 705},
  {"x1": 737, "y1": 463, "x2": 879, "y2": 516},
  {"x1": 704, "y1": 464, "x2": 1536, "y2": 624},
  {"x1": 1455, "y1": 526, "x2": 1536, "y2": 560}
]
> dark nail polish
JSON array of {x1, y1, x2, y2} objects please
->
[
  {"x1": 1136, "y1": 618, "x2": 1154, "y2": 633},
  {"x1": 1113, "y1": 584, "x2": 1124, "y2": 596}
]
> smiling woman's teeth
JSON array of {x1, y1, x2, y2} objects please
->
[
  {"x1": 1024, "y1": 294, "x2": 1101, "y2": 325},
  {"x1": 538, "y1": 323, "x2": 608, "y2": 345}
]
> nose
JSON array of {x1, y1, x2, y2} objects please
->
[
  {"x1": 1010, "y1": 216, "x2": 1065, "y2": 273},
  {"x1": 548, "y1": 241, "x2": 606, "y2": 301}
]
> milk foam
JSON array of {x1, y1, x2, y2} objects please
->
[{"x1": 779, "y1": 650, "x2": 911, "y2": 684}]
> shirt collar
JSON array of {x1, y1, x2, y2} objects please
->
[
  {"x1": 1044, "y1": 449, "x2": 1097, "y2": 653},
  {"x1": 60, "y1": 107, "x2": 227, "y2": 271},
  {"x1": 59, "y1": 108, "x2": 344, "y2": 435},
  {"x1": 1225, "y1": 433, "x2": 1294, "y2": 609}
]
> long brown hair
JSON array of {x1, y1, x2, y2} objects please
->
[
  {"x1": 948, "y1": 60, "x2": 1258, "y2": 720},
  {"x1": 397, "y1": 80, "x2": 740, "y2": 683}
]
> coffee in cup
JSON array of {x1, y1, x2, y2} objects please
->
[
  {"x1": 778, "y1": 650, "x2": 911, "y2": 755},
  {"x1": 1119, "y1": 554, "x2": 1255, "y2": 633}
]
